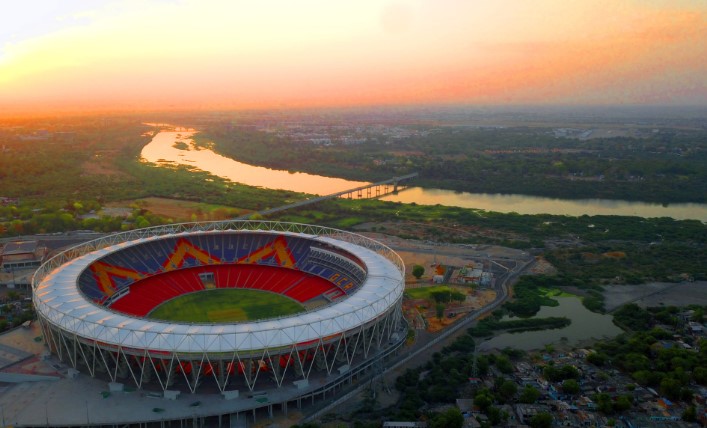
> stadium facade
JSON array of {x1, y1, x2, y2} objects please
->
[{"x1": 33, "y1": 221, "x2": 405, "y2": 396}]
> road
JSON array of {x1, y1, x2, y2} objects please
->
[{"x1": 303, "y1": 254, "x2": 535, "y2": 422}]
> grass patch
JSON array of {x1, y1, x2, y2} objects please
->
[
  {"x1": 278, "y1": 214, "x2": 315, "y2": 224},
  {"x1": 113, "y1": 197, "x2": 246, "y2": 222},
  {"x1": 538, "y1": 287, "x2": 575, "y2": 298},
  {"x1": 405, "y1": 285, "x2": 453, "y2": 300},
  {"x1": 334, "y1": 216, "x2": 366, "y2": 229},
  {"x1": 148, "y1": 289, "x2": 305, "y2": 323},
  {"x1": 468, "y1": 316, "x2": 571, "y2": 337}
]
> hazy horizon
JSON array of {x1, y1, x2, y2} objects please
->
[{"x1": 2, "y1": 0, "x2": 706, "y2": 115}]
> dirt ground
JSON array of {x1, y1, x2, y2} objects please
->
[
  {"x1": 359, "y1": 231, "x2": 529, "y2": 280},
  {"x1": 106, "y1": 197, "x2": 248, "y2": 222},
  {"x1": 403, "y1": 283, "x2": 497, "y2": 333},
  {"x1": 530, "y1": 257, "x2": 557, "y2": 275},
  {"x1": 603, "y1": 281, "x2": 707, "y2": 312},
  {"x1": 81, "y1": 150, "x2": 131, "y2": 178},
  {"x1": 418, "y1": 289, "x2": 496, "y2": 332},
  {"x1": 355, "y1": 221, "x2": 529, "y2": 247},
  {"x1": 0, "y1": 323, "x2": 45, "y2": 358},
  {"x1": 356, "y1": 232, "x2": 524, "y2": 334}
]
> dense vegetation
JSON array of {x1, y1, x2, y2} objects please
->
[
  {"x1": 2, "y1": 114, "x2": 705, "y2": 306},
  {"x1": 3, "y1": 113, "x2": 706, "y2": 427},
  {"x1": 392, "y1": 335, "x2": 520, "y2": 425},
  {"x1": 386, "y1": 303, "x2": 706, "y2": 426},
  {"x1": 468, "y1": 315, "x2": 571, "y2": 337},
  {"x1": 612, "y1": 303, "x2": 705, "y2": 332},
  {"x1": 272, "y1": 199, "x2": 707, "y2": 297},
  {"x1": 587, "y1": 305, "x2": 707, "y2": 401},
  {"x1": 0, "y1": 117, "x2": 306, "y2": 236},
  {"x1": 201, "y1": 124, "x2": 707, "y2": 203}
]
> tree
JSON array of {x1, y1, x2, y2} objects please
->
[
  {"x1": 586, "y1": 352, "x2": 607, "y2": 366},
  {"x1": 682, "y1": 405, "x2": 697, "y2": 422},
  {"x1": 544, "y1": 364, "x2": 580, "y2": 382},
  {"x1": 519, "y1": 385, "x2": 540, "y2": 404},
  {"x1": 487, "y1": 406, "x2": 503, "y2": 425},
  {"x1": 450, "y1": 290, "x2": 466, "y2": 302},
  {"x1": 594, "y1": 393, "x2": 613, "y2": 414},
  {"x1": 474, "y1": 389, "x2": 494, "y2": 412},
  {"x1": 660, "y1": 377, "x2": 682, "y2": 400},
  {"x1": 498, "y1": 380, "x2": 518, "y2": 403},
  {"x1": 694, "y1": 366, "x2": 707, "y2": 385},
  {"x1": 436, "y1": 303, "x2": 445, "y2": 321},
  {"x1": 529, "y1": 412, "x2": 553, "y2": 428},
  {"x1": 432, "y1": 290, "x2": 452, "y2": 303},
  {"x1": 430, "y1": 408, "x2": 463, "y2": 428},
  {"x1": 614, "y1": 395, "x2": 632, "y2": 412},
  {"x1": 495, "y1": 355, "x2": 513, "y2": 374},
  {"x1": 562, "y1": 379, "x2": 580, "y2": 395},
  {"x1": 412, "y1": 264, "x2": 425, "y2": 279}
]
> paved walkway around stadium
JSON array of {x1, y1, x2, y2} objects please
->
[
  {"x1": 0, "y1": 323, "x2": 337, "y2": 426},
  {"x1": 0, "y1": 360, "x2": 339, "y2": 427}
]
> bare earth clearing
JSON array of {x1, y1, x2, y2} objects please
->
[
  {"x1": 603, "y1": 281, "x2": 707, "y2": 312},
  {"x1": 106, "y1": 197, "x2": 248, "y2": 222}
]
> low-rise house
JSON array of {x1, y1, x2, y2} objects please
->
[{"x1": 1, "y1": 241, "x2": 45, "y2": 272}]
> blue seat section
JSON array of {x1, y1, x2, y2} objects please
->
[
  {"x1": 77, "y1": 232, "x2": 366, "y2": 303},
  {"x1": 78, "y1": 271, "x2": 107, "y2": 302},
  {"x1": 302, "y1": 245, "x2": 367, "y2": 293}
]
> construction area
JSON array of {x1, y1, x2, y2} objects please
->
[{"x1": 359, "y1": 232, "x2": 530, "y2": 334}]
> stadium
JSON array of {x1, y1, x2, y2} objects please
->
[{"x1": 32, "y1": 220, "x2": 405, "y2": 415}]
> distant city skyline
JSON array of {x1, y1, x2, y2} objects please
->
[{"x1": 1, "y1": 0, "x2": 706, "y2": 114}]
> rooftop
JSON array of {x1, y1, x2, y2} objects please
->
[{"x1": 1, "y1": 241, "x2": 38, "y2": 256}]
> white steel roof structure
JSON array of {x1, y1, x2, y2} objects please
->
[{"x1": 33, "y1": 221, "x2": 404, "y2": 355}]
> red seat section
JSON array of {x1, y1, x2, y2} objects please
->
[
  {"x1": 284, "y1": 276, "x2": 339, "y2": 302},
  {"x1": 108, "y1": 264, "x2": 341, "y2": 316},
  {"x1": 109, "y1": 271, "x2": 205, "y2": 317}
]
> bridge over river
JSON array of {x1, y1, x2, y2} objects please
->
[{"x1": 239, "y1": 173, "x2": 418, "y2": 219}]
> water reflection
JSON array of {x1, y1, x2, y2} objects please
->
[
  {"x1": 141, "y1": 129, "x2": 707, "y2": 221},
  {"x1": 478, "y1": 297, "x2": 622, "y2": 351},
  {"x1": 140, "y1": 131, "x2": 369, "y2": 195},
  {"x1": 381, "y1": 187, "x2": 707, "y2": 221}
]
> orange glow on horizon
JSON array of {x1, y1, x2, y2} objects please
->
[{"x1": 1, "y1": 0, "x2": 706, "y2": 115}]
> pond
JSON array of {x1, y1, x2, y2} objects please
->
[{"x1": 477, "y1": 297, "x2": 623, "y2": 351}]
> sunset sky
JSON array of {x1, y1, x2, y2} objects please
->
[{"x1": 1, "y1": 0, "x2": 706, "y2": 113}]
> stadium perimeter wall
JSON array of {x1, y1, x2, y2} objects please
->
[{"x1": 33, "y1": 221, "x2": 405, "y2": 395}]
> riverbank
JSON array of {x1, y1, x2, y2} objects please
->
[
  {"x1": 197, "y1": 121, "x2": 707, "y2": 206},
  {"x1": 144, "y1": 129, "x2": 707, "y2": 221}
]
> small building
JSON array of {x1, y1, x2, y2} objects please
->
[
  {"x1": 1, "y1": 241, "x2": 45, "y2": 271},
  {"x1": 687, "y1": 322, "x2": 704, "y2": 336},
  {"x1": 678, "y1": 310, "x2": 695, "y2": 323},
  {"x1": 480, "y1": 272, "x2": 493, "y2": 287},
  {"x1": 458, "y1": 268, "x2": 483, "y2": 284}
]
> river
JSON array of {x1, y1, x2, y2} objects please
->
[
  {"x1": 140, "y1": 131, "x2": 368, "y2": 195},
  {"x1": 380, "y1": 188, "x2": 707, "y2": 221},
  {"x1": 140, "y1": 130, "x2": 707, "y2": 221},
  {"x1": 478, "y1": 297, "x2": 623, "y2": 351}
]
